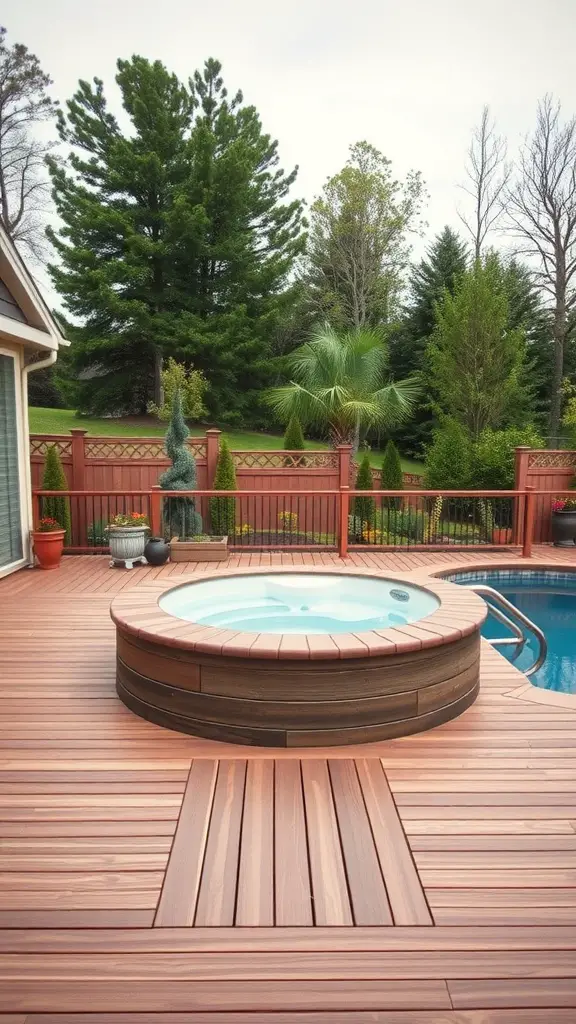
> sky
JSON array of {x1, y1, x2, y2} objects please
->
[{"x1": 7, "y1": 0, "x2": 576, "y2": 305}]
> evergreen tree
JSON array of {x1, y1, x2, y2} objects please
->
[
  {"x1": 389, "y1": 227, "x2": 468, "y2": 456},
  {"x1": 428, "y1": 254, "x2": 529, "y2": 439},
  {"x1": 380, "y1": 440, "x2": 403, "y2": 509},
  {"x1": 424, "y1": 419, "x2": 473, "y2": 490},
  {"x1": 209, "y1": 437, "x2": 236, "y2": 536},
  {"x1": 353, "y1": 453, "x2": 376, "y2": 525},
  {"x1": 41, "y1": 445, "x2": 71, "y2": 540},
  {"x1": 48, "y1": 57, "x2": 305, "y2": 423},
  {"x1": 159, "y1": 391, "x2": 203, "y2": 538},
  {"x1": 283, "y1": 414, "x2": 306, "y2": 450}
]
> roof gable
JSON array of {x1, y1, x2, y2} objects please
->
[{"x1": 0, "y1": 224, "x2": 66, "y2": 348}]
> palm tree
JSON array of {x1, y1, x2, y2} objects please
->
[{"x1": 267, "y1": 325, "x2": 419, "y2": 450}]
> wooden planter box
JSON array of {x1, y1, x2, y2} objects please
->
[{"x1": 170, "y1": 536, "x2": 228, "y2": 562}]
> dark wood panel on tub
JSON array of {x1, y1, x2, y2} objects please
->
[
  {"x1": 116, "y1": 673, "x2": 480, "y2": 748},
  {"x1": 118, "y1": 630, "x2": 480, "y2": 701}
]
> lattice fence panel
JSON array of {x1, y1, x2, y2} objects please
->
[{"x1": 232, "y1": 451, "x2": 339, "y2": 470}]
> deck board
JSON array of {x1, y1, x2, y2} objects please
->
[{"x1": 0, "y1": 549, "x2": 575, "y2": 1014}]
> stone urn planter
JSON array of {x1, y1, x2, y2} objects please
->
[
  {"x1": 551, "y1": 499, "x2": 576, "y2": 546},
  {"x1": 32, "y1": 519, "x2": 66, "y2": 570},
  {"x1": 170, "y1": 535, "x2": 228, "y2": 562},
  {"x1": 107, "y1": 513, "x2": 149, "y2": 568}
]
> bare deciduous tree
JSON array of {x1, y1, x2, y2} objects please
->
[
  {"x1": 458, "y1": 105, "x2": 510, "y2": 260},
  {"x1": 0, "y1": 26, "x2": 55, "y2": 260},
  {"x1": 505, "y1": 96, "x2": 576, "y2": 443}
]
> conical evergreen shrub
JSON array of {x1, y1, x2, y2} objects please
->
[
  {"x1": 209, "y1": 437, "x2": 236, "y2": 536},
  {"x1": 283, "y1": 415, "x2": 305, "y2": 450},
  {"x1": 41, "y1": 445, "x2": 71, "y2": 541},
  {"x1": 353, "y1": 453, "x2": 376, "y2": 526},
  {"x1": 283, "y1": 414, "x2": 306, "y2": 467},
  {"x1": 159, "y1": 390, "x2": 203, "y2": 538},
  {"x1": 380, "y1": 440, "x2": 403, "y2": 510}
]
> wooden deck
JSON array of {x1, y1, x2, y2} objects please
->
[{"x1": 1, "y1": 547, "x2": 576, "y2": 1020}]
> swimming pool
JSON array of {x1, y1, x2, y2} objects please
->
[{"x1": 448, "y1": 570, "x2": 576, "y2": 695}]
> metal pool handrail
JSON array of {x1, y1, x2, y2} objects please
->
[{"x1": 465, "y1": 584, "x2": 548, "y2": 678}]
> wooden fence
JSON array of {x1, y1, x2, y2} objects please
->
[
  {"x1": 30, "y1": 430, "x2": 423, "y2": 497},
  {"x1": 515, "y1": 446, "x2": 576, "y2": 542}
]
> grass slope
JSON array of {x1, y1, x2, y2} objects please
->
[{"x1": 29, "y1": 408, "x2": 424, "y2": 475}]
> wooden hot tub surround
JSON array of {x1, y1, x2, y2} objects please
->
[{"x1": 110, "y1": 568, "x2": 487, "y2": 747}]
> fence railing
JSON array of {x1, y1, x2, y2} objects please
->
[{"x1": 32, "y1": 484, "x2": 568, "y2": 557}]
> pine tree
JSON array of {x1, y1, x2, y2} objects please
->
[
  {"x1": 41, "y1": 445, "x2": 71, "y2": 540},
  {"x1": 159, "y1": 391, "x2": 203, "y2": 538},
  {"x1": 429, "y1": 254, "x2": 529, "y2": 439},
  {"x1": 380, "y1": 440, "x2": 403, "y2": 510},
  {"x1": 283, "y1": 414, "x2": 305, "y2": 450},
  {"x1": 209, "y1": 437, "x2": 236, "y2": 536},
  {"x1": 48, "y1": 57, "x2": 305, "y2": 423},
  {"x1": 353, "y1": 453, "x2": 376, "y2": 526},
  {"x1": 389, "y1": 227, "x2": 469, "y2": 457}
]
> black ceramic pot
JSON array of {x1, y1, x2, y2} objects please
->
[
  {"x1": 144, "y1": 537, "x2": 170, "y2": 565},
  {"x1": 551, "y1": 510, "x2": 576, "y2": 546}
]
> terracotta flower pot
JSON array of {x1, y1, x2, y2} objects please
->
[
  {"x1": 32, "y1": 529, "x2": 66, "y2": 570},
  {"x1": 491, "y1": 527, "x2": 512, "y2": 545}
]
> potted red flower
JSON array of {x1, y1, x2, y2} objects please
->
[
  {"x1": 551, "y1": 497, "x2": 576, "y2": 546},
  {"x1": 32, "y1": 517, "x2": 66, "y2": 570}
]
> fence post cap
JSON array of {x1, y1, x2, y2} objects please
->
[
  {"x1": 70, "y1": 428, "x2": 88, "y2": 436},
  {"x1": 205, "y1": 428, "x2": 222, "y2": 435}
]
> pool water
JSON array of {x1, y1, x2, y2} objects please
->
[
  {"x1": 159, "y1": 573, "x2": 440, "y2": 635},
  {"x1": 451, "y1": 571, "x2": 576, "y2": 694}
]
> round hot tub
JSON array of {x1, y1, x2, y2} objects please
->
[{"x1": 111, "y1": 569, "x2": 487, "y2": 747}]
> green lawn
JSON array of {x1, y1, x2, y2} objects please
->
[{"x1": 29, "y1": 407, "x2": 424, "y2": 475}]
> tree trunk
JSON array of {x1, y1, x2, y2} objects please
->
[
  {"x1": 549, "y1": 290, "x2": 566, "y2": 447},
  {"x1": 352, "y1": 419, "x2": 361, "y2": 455},
  {"x1": 153, "y1": 349, "x2": 163, "y2": 409}
]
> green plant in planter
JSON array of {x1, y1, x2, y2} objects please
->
[
  {"x1": 159, "y1": 390, "x2": 202, "y2": 538},
  {"x1": 41, "y1": 445, "x2": 71, "y2": 542},
  {"x1": 209, "y1": 437, "x2": 236, "y2": 536}
]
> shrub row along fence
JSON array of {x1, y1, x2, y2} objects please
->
[{"x1": 33, "y1": 486, "x2": 557, "y2": 557}]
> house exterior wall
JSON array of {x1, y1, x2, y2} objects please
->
[{"x1": 0, "y1": 339, "x2": 31, "y2": 579}]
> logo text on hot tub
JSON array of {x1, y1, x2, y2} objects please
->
[{"x1": 390, "y1": 588, "x2": 410, "y2": 602}]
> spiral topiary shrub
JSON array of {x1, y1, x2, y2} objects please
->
[
  {"x1": 159, "y1": 390, "x2": 202, "y2": 538},
  {"x1": 209, "y1": 437, "x2": 236, "y2": 536}
]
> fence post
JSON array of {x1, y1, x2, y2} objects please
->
[
  {"x1": 522, "y1": 485, "x2": 536, "y2": 558},
  {"x1": 513, "y1": 446, "x2": 531, "y2": 544},
  {"x1": 150, "y1": 485, "x2": 162, "y2": 538},
  {"x1": 337, "y1": 445, "x2": 353, "y2": 558},
  {"x1": 70, "y1": 429, "x2": 87, "y2": 491},
  {"x1": 205, "y1": 429, "x2": 221, "y2": 488}
]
